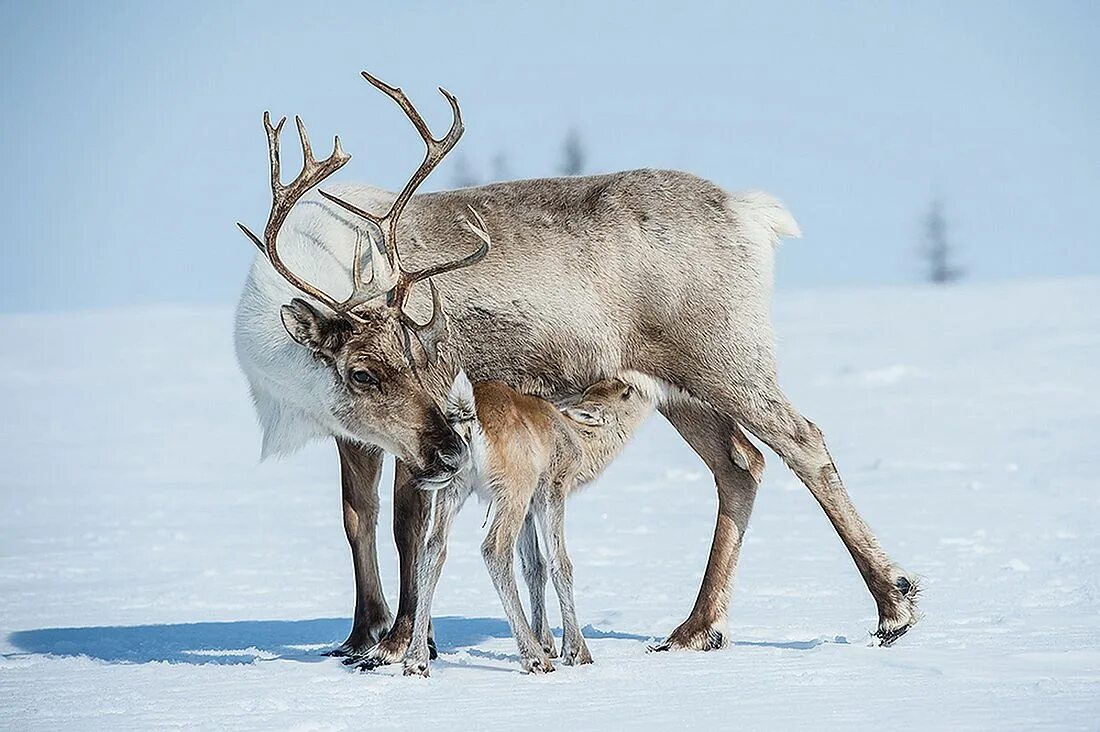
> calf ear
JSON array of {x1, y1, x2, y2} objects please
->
[
  {"x1": 563, "y1": 406, "x2": 606, "y2": 427},
  {"x1": 281, "y1": 298, "x2": 334, "y2": 353}
]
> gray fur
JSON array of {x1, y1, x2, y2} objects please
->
[{"x1": 236, "y1": 168, "x2": 916, "y2": 662}]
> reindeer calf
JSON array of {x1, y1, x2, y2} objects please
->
[{"x1": 403, "y1": 373, "x2": 655, "y2": 675}]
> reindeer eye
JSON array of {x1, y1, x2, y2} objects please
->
[{"x1": 350, "y1": 369, "x2": 380, "y2": 388}]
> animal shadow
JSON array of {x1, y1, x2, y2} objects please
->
[
  {"x1": 7, "y1": 617, "x2": 835, "y2": 665},
  {"x1": 6, "y1": 616, "x2": 521, "y2": 665}
]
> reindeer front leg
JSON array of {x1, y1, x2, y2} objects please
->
[
  {"x1": 347, "y1": 461, "x2": 434, "y2": 671},
  {"x1": 326, "y1": 440, "x2": 391, "y2": 657}
]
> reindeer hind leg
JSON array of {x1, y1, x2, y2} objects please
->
[{"x1": 732, "y1": 381, "x2": 919, "y2": 644}]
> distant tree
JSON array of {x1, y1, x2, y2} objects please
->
[
  {"x1": 922, "y1": 198, "x2": 964, "y2": 284},
  {"x1": 490, "y1": 152, "x2": 511, "y2": 182},
  {"x1": 451, "y1": 154, "x2": 480, "y2": 188},
  {"x1": 560, "y1": 129, "x2": 585, "y2": 176}
]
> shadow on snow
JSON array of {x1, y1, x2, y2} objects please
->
[
  {"x1": 5, "y1": 617, "x2": 843, "y2": 665},
  {"x1": 6, "y1": 616, "x2": 509, "y2": 665}
]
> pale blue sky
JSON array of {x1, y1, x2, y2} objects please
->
[{"x1": 1, "y1": 1, "x2": 1097, "y2": 312}]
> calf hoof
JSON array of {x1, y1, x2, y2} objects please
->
[
  {"x1": 523, "y1": 655, "x2": 555, "y2": 674},
  {"x1": 403, "y1": 660, "x2": 431, "y2": 678},
  {"x1": 537, "y1": 629, "x2": 558, "y2": 659},
  {"x1": 562, "y1": 643, "x2": 593, "y2": 666}
]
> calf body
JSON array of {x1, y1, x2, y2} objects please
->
[{"x1": 404, "y1": 374, "x2": 654, "y2": 675}]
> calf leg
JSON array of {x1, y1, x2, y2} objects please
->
[
  {"x1": 404, "y1": 486, "x2": 467, "y2": 677},
  {"x1": 517, "y1": 511, "x2": 556, "y2": 657},
  {"x1": 327, "y1": 440, "x2": 391, "y2": 657},
  {"x1": 482, "y1": 494, "x2": 554, "y2": 674},
  {"x1": 652, "y1": 402, "x2": 763, "y2": 651},
  {"x1": 534, "y1": 495, "x2": 592, "y2": 665}
]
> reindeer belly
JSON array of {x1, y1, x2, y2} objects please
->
[{"x1": 451, "y1": 303, "x2": 622, "y2": 401}]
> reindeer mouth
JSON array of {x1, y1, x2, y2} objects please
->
[
  {"x1": 415, "y1": 448, "x2": 467, "y2": 490},
  {"x1": 416, "y1": 472, "x2": 455, "y2": 491}
]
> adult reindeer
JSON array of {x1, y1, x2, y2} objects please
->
[{"x1": 234, "y1": 72, "x2": 918, "y2": 669}]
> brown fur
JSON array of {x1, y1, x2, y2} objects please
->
[{"x1": 401, "y1": 377, "x2": 654, "y2": 675}]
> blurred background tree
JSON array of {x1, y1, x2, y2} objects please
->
[
  {"x1": 450, "y1": 153, "x2": 481, "y2": 188},
  {"x1": 922, "y1": 198, "x2": 964, "y2": 285},
  {"x1": 490, "y1": 151, "x2": 511, "y2": 182},
  {"x1": 560, "y1": 128, "x2": 586, "y2": 176}
]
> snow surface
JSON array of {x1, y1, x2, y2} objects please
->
[{"x1": 2, "y1": 278, "x2": 1098, "y2": 730}]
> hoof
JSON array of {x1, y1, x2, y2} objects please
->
[
  {"x1": 562, "y1": 645, "x2": 593, "y2": 666},
  {"x1": 323, "y1": 639, "x2": 376, "y2": 659},
  {"x1": 344, "y1": 634, "x2": 409, "y2": 672},
  {"x1": 403, "y1": 661, "x2": 430, "y2": 678},
  {"x1": 536, "y1": 628, "x2": 557, "y2": 658},
  {"x1": 324, "y1": 618, "x2": 392, "y2": 658},
  {"x1": 524, "y1": 655, "x2": 555, "y2": 674},
  {"x1": 874, "y1": 623, "x2": 912, "y2": 647},
  {"x1": 874, "y1": 573, "x2": 920, "y2": 647},
  {"x1": 649, "y1": 624, "x2": 725, "y2": 652}
]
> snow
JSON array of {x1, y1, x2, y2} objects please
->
[{"x1": 2, "y1": 278, "x2": 1099, "y2": 729}]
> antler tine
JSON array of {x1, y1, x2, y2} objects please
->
[
  {"x1": 462, "y1": 205, "x2": 492, "y2": 247},
  {"x1": 365, "y1": 76, "x2": 465, "y2": 238},
  {"x1": 318, "y1": 188, "x2": 384, "y2": 230},
  {"x1": 295, "y1": 115, "x2": 315, "y2": 166},
  {"x1": 402, "y1": 205, "x2": 492, "y2": 284},
  {"x1": 264, "y1": 112, "x2": 287, "y2": 196},
  {"x1": 323, "y1": 73, "x2": 465, "y2": 288},
  {"x1": 395, "y1": 206, "x2": 492, "y2": 365},
  {"x1": 344, "y1": 227, "x2": 397, "y2": 310},
  {"x1": 399, "y1": 278, "x2": 448, "y2": 364},
  {"x1": 239, "y1": 110, "x2": 399, "y2": 319}
]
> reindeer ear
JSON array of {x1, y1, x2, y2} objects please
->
[
  {"x1": 563, "y1": 406, "x2": 606, "y2": 427},
  {"x1": 281, "y1": 298, "x2": 333, "y2": 352}
]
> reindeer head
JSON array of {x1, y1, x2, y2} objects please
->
[{"x1": 238, "y1": 73, "x2": 490, "y2": 479}]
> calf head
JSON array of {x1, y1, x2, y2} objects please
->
[{"x1": 563, "y1": 378, "x2": 655, "y2": 431}]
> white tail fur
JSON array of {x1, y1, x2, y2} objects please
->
[{"x1": 729, "y1": 190, "x2": 802, "y2": 246}]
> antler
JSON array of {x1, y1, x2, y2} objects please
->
[
  {"x1": 238, "y1": 112, "x2": 393, "y2": 319},
  {"x1": 319, "y1": 72, "x2": 488, "y2": 310},
  {"x1": 398, "y1": 207, "x2": 493, "y2": 362},
  {"x1": 239, "y1": 73, "x2": 492, "y2": 365}
]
